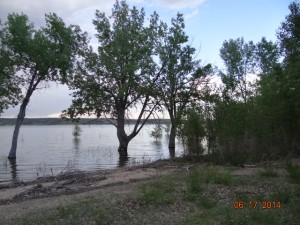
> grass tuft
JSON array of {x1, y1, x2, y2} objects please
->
[
  {"x1": 186, "y1": 167, "x2": 203, "y2": 193},
  {"x1": 202, "y1": 167, "x2": 232, "y2": 185},
  {"x1": 271, "y1": 188, "x2": 292, "y2": 204},
  {"x1": 138, "y1": 176, "x2": 176, "y2": 206}
]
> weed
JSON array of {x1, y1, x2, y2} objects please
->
[
  {"x1": 202, "y1": 167, "x2": 232, "y2": 185},
  {"x1": 186, "y1": 167, "x2": 202, "y2": 193},
  {"x1": 138, "y1": 176, "x2": 176, "y2": 205},
  {"x1": 271, "y1": 188, "x2": 292, "y2": 203}
]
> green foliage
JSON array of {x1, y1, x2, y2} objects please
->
[
  {"x1": 179, "y1": 108, "x2": 206, "y2": 155},
  {"x1": 64, "y1": 0, "x2": 173, "y2": 152},
  {"x1": 153, "y1": 12, "x2": 211, "y2": 148},
  {"x1": 150, "y1": 124, "x2": 162, "y2": 141},
  {"x1": 1, "y1": 12, "x2": 87, "y2": 157},
  {"x1": 1, "y1": 13, "x2": 86, "y2": 83},
  {"x1": 0, "y1": 46, "x2": 21, "y2": 114},
  {"x1": 204, "y1": 4, "x2": 299, "y2": 161},
  {"x1": 72, "y1": 124, "x2": 82, "y2": 138},
  {"x1": 65, "y1": 1, "x2": 158, "y2": 118}
]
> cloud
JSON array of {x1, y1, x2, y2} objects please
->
[
  {"x1": 0, "y1": 0, "x2": 115, "y2": 27},
  {"x1": 154, "y1": 0, "x2": 206, "y2": 9},
  {"x1": 185, "y1": 9, "x2": 199, "y2": 19}
]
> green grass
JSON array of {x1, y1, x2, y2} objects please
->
[
  {"x1": 137, "y1": 176, "x2": 176, "y2": 206},
  {"x1": 186, "y1": 167, "x2": 203, "y2": 193},
  {"x1": 202, "y1": 166, "x2": 232, "y2": 185},
  {"x1": 195, "y1": 196, "x2": 217, "y2": 209}
]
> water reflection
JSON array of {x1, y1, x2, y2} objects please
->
[
  {"x1": 8, "y1": 158, "x2": 18, "y2": 182},
  {"x1": 70, "y1": 138, "x2": 81, "y2": 170},
  {"x1": 73, "y1": 137, "x2": 80, "y2": 151},
  {"x1": 169, "y1": 148, "x2": 175, "y2": 159},
  {"x1": 118, "y1": 152, "x2": 129, "y2": 167},
  {"x1": 152, "y1": 140, "x2": 162, "y2": 149},
  {"x1": 0, "y1": 124, "x2": 184, "y2": 184}
]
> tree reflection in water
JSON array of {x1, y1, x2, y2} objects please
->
[{"x1": 8, "y1": 158, "x2": 18, "y2": 182}]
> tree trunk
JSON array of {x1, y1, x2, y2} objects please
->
[
  {"x1": 168, "y1": 124, "x2": 177, "y2": 149},
  {"x1": 8, "y1": 102, "x2": 27, "y2": 158},
  {"x1": 117, "y1": 134, "x2": 129, "y2": 155},
  {"x1": 118, "y1": 153, "x2": 129, "y2": 167},
  {"x1": 116, "y1": 108, "x2": 130, "y2": 156}
]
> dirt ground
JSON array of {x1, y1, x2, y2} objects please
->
[
  {"x1": 0, "y1": 158, "x2": 299, "y2": 224},
  {"x1": 0, "y1": 160, "x2": 188, "y2": 221}
]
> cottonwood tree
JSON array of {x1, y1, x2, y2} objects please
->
[
  {"x1": 155, "y1": 13, "x2": 211, "y2": 149},
  {"x1": 219, "y1": 37, "x2": 256, "y2": 104},
  {"x1": 0, "y1": 25, "x2": 21, "y2": 114},
  {"x1": 63, "y1": 1, "x2": 165, "y2": 155},
  {"x1": 0, "y1": 13, "x2": 87, "y2": 158},
  {"x1": 273, "y1": 1, "x2": 300, "y2": 150}
]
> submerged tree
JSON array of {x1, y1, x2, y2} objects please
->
[
  {"x1": 63, "y1": 1, "x2": 165, "y2": 155},
  {"x1": 72, "y1": 124, "x2": 82, "y2": 138},
  {"x1": 150, "y1": 124, "x2": 163, "y2": 141},
  {"x1": 0, "y1": 13, "x2": 87, "y2": 158}
]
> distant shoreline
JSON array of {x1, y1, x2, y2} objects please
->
[{"x1": 0, "y1": 118, "x2": 170, "y2": 126}]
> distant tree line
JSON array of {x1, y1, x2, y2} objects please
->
[
  {"x1": 0, "y1": 0, "x2": 299, "y2": 162},
  {"x1": 0, "y1": 118, "x2": 170, "y2": 126}
]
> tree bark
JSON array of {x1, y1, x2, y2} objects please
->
[
  {"x1": 8, "y1": 74, "x2": 38, "y2": 158},
  {"x1": 168, "y1": 123, "x2": 177, "y2": 149},
  {"x1": 8, "y1": 101, "x2": 27, "y2": 158},
  {"x1": 117, "y1": 133, "x2": 129, "y2": 155},
  {"x1": 116, "y1": 107, "x2": 130, "y2": 155}
]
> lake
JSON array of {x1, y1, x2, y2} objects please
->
[{"x1": 0, "y1": 124, "x2": 184, "y2": 185}]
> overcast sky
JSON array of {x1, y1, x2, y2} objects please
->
[{"x1": 0, "y1": 0, "x2": 291, "y2": 118}]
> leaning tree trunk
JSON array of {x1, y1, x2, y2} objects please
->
[
  {"x1": 168, "y1": 124, "x2": 177, "y2": 149},
  {"x1": 8, "y1": 101, "x2": 28, "y2": 158}
]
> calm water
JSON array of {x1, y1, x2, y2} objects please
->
[{"x1": 0, "y1": 124, "x2": 183, "y2": 184}]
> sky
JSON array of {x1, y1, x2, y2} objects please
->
[{"x1": 0, "y1": 0, "x2": 292, "y2": 118}]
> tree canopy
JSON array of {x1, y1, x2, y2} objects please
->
[
  {"x1": 63, "y1": 1, "x2": 165, "y2": 154},
  {"x1": 0, "y1": 13, "x2": 88, "y2": 158}
]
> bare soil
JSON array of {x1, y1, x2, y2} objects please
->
[{"x1": 0, "y1": 158, "x2": 299, "y2": 224}]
